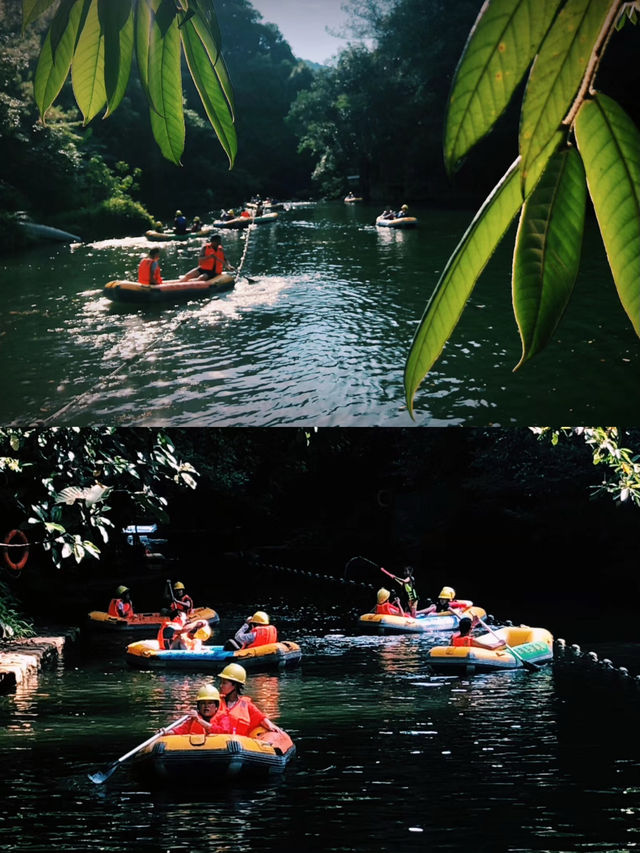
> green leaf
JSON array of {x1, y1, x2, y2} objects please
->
[
  {"x1": 188, "y1": 6, "x2": 235, "y2": 119},
  {"x1": 148, "y1": 5, "x2": 184, "y2": 163},
  {"x1": 574, "y1": 93, "x2": 640, "y2": 336},
  {"x1": 34, "y1": 0, "x2": 87, "y2": 117},
  {"x1": 135, "y1": 0, "x2": 159, "y2": 112},
  {"x1": 444, "y1": 0, "x2": 562, "y2": 174},
  {"x1": 180, "y1": 19, "x2": 236, "y2": 167},
  {"x1": 22, "y1": 0, "x2": 57, "y2": 32},
  {"x1": 520, "y1": 0, "x2": 616, "y2": 196},
  {"x1": 404, "y1": 158, "x2": 524, "y2": 417},
  {"x1": 99, "y1": 0, "x2": 133, "y2": 116},
  {"x1": 512, "y1": 147, "x2": 587, "y2": 368},
  {"x1": 71, "y1": 0, "x2": 107, "y2": 124}
]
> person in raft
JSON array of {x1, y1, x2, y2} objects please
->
[
  {"x1": 190, "y1": 215, "x2": 203, "y2": 232},
  {"x1": 137, "y1": 247, "x2": 162, "y2": 286},
  {"x1": 180, "y1": 234, "x2": 235, "y2": 282},
  {"x1": 169, "y1": 684, "x2": 225, "y2": 735},
  {"x1": 381, "y1": 566, "x2": 432, "y2": 618},
  {"x1": 450, "y1": 616, "x2": 506, "y2": 650},
  {"x1": 108, "y1": 585, "x2": 134, "y2": 618},
  {"x1": 169, "y1": 580, "x2": 194, "y2": 617},
  {"x1": 375, "y1": 587, "x2": 405, "y2": 616},
  {"x1": 215, "y1": 663, "x2": 280, "y2": 735},
  {"x1": 174, "y1": 209, "x2": 188, "y2": 234},
  {"x1": 421, "y1": 586, "x2": 469, "y2": 615},
  {"x1": 395, "y1": 203, "x2": 410, "y2": 218},
  {"x1": 156, "y1": 611, "x2": 210, "y2": 650},
  {"x1": 223, "y1": 611, "x2": 277, "y2": 651}
]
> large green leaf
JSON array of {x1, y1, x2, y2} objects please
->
[
  {"x1": 444, "y1": 0, "x2": 562, "y2": 174},
  {"x1": 99, "y1": 0, "x2": 133, "y2": 116},
  {"x1": 520, "y1": 0, "x2": 618, "y2": 196},
  {"x1": 512, "y1": 147, "x2": 586, "y2": 368},
  {"x1": 134, "y1": 0, "x2": 159, "y2": 112},
  {"x1": 148, "y1": 6, "x2": 184, "y2": 164},
  {"x1": 575, "y1": 93, "x2": 640, "y2": 336},
  {"x1": 22, "y1": 0, "x2": 57, "y2": 32},
  {"x1": 71, "y1": 0, "x2": 107, "y2": 123},
  {"x1": 188, "y1": 7, "x2": 235, "y2": 119},
  {"x1": 404, "y1": 158, "x2": 524, "y2": 417},
  {"x1": 180, "y1": 20, "x2": 236, "y2": 166},
  {"x1": 34, "y1": 0, "x2": 87, "y2": 117}
]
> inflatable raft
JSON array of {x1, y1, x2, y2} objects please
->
[
  {"x1": 344, "y1": 196, "x2": 363, "y2": 203},
  {"x1": 427, "y1": 626, "x2": 554, "y2": 674},
  {"x1": 213, "y1": 212, "x2": 278, "y2": 229},
  {"x1": 125, "y1": 639, "x2": 302, "y2": 671},
  {"x1": 358, "y1": 604, "x2": 486, "y2": 635},
  {"x1": 145, "y1": 226, "x2": 213, "y2": 241},
  {"x1": 103, "y1": 274, "x2": 235, "y2": 303},
  {"x1": 375, "y1": 215, "x2": 418, "y2": 228},
  {"x1": 134, "y1": 727, "x2": 296, "y2": 783},
  {"x1": 87, "y1": 606, "x2": 220, "y2": 632}
]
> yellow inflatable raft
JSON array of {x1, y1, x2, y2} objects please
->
[
  {"x1": 87, "y1": 606, "x2": 219, "y2": 632},
  {"x1": 125, "y1": 639, "x2": 302, "y2": 671},
  {"x1": 103, "y1": 274, "x2": 235, "y2": 303},
  {"x1": 134, "y1": 726, "x2": 296, "y2": 782},
  {"x1": 427, "y1": 626, "x2": 554, "y2": 674},
  {"x1": 359, "y1": 605, "x2": 486, "y2": 635}
]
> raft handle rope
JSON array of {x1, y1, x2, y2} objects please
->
[{"x1": 234, "y1": 220, "x2": 257, "y2": 283}]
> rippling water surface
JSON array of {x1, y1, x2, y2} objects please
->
[
  {"x1": 1, "y1": 202, "x2": 639, "y2": 425},
  {"x1": 1, "y1": 604, "x2": 638, "y2": 853}
]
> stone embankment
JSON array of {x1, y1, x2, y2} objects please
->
[{"x1": 0, "y1": 628, "x2": 80, "y2": 693}]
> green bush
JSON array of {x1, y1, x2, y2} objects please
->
[{"x1": 53, "y1": 196, "x2": 155, "y2": 241}]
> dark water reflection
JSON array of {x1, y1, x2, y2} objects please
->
[
  {"x1": 1, "y1": 606, "x2": 639, "y2": 852},
  {"x1": 1, "y1": 202, "x2": 638, "y2": 426}
]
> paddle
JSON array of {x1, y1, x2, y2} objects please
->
[
  {"x1": 88, "y1": 714, "x2": 190, "y2": 784},
  {"x1": 475, "y1": 615, "x2": 542, "y2": 672}
]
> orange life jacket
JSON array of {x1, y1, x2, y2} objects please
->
[
  {"x1": 170, "y1": 594, "x2": 194, "y2": 616},
  {"x1": 199, "y1": 244, "x2": 224, "y2": 274},
  {"x1": 452, "y1": 634, "x2": 473, "y2": 647},
  {"x1": 138, "y1": 257, "x2": 162, "y2": 284},
  {"x1": 376, "y1": 602, "x2": 403, "y2": 616},
  {"x1": 213, "y1": 696, "x2": 266, "y2": 736},
  {"x1": 157, "y1": 616, "x2": 185, "y2": 650},
  {"x1": 245, "y1": 624, "x2": 277, "y2": 648},
  {"x1": 108, "y1": 598, "x2": 133, "y2": 618}
]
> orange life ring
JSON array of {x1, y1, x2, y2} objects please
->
[{"x1": 3, "y1": 529, "x2": 29, "y2": 572}]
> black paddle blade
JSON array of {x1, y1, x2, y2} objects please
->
[{"x1": 88, "y1": 761, "x2": 119, "y2": 785}]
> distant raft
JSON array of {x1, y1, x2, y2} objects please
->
[
  {"x1": 103, "y1": 273, "x2": 235, "y2": 303},
  {"x1": 358, "y1": 604, "x2": 486, "y2": 635},
  {"x1": 344, "y1": 196, "x2": 363, "y2": 203},
  {"x1": 144, "y1": 226, "x2": 214, "y2": 241},
  {"x1": 213, "y1": 212, "x2": 279, "y2": 229},
  {"x1": 375, "y1": 215, "x2": 418, "y2": 228},
  {"x1": 133, "y1": 727, "x2": 296, "y2": 784},
  {"x1": 125, "y1": 639, "x2": 302, "y2": 671},
  {"x1": 87, "y1": 606, "x2": 220, "y2": 632},
  {"x1": 427, "y1": 626, "x2": 554, "y2": 674}
]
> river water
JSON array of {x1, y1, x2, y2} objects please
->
[
  {"x1": 1, "y1": 202, "x2": 638, "y2": 426},
  {"x1": 1, "y1": 603, "x2": 638, "y2": 853}
]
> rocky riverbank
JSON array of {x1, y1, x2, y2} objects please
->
[{"x1": 0, "y1": 628, "x2": 80, "y2": 694}]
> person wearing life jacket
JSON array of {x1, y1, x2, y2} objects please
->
[
  {"x1": 190, "y1": 215, "x2": 202, "y2": 232},
  {"x1": 174, "y1": 209, "x2": 188, "y2": 234},
  {"x1": 168, "y1": 684, "x2": 225, "y2": 735},
  {"x1": 181, "y1": 620, "x2": 211, "y2": 652},
  {"x1": 180, "y1": 234, "x2": 234, "y2": 282},
  {"x1": 108, "y1": 585, "x2": 134, "y2": 618},
  {"x1": 375, "y1": 588, "x2": 405, "y2": 616},
  {"x1": 451, "y1": 617, "x2": 506, "y2": 650},
  {"x1": 169, "y1": 581, "x2": 194, "y2": 617},
  {"x1": 381, "y1": 566, "x2": 433, "y2": 618},
  {"x1": 156, "y1": 611, "x2": 188, "y2": 650},
  {"x1": 137, "y1": 248, "x2": 163, "y2": 285},
  {"x1": 395, "y1": 203, "x2": 409, "y2": 219},
  {"x1": 224, "y1": 611, "x2": 277, "y2": 651},
  {"x1": 422, "y1": 586, "x2": 470, "y2": 615},
  {"x1": 215, "y1": 664, "x2": 280, "y2": 736}
]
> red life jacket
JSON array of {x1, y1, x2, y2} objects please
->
[
  {"x1": 138, "y1": 257, "x2": 162, "y2": 284},
  {"x1": 376, "y1": 602, "x2": 403, "y2": 616},
  {"x1": 108, "y1": 598, "x2": 132, "y2": 618},
  {"x1": 213, "y1": 697, "x2": 266, "y2": 736},
  {"x1": 245, "y1": 624, "x2": 277, "y2": 648},
  {"x1": 157, "y1": 615, "x2": 185, "y2": 650},
  {"x1": 199, "y1": 244, "x2": 224, "y2": 274},
  {"x1": 171, "y1": 594, "x2": 194, "y2": 615}
]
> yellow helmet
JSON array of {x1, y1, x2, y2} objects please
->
[
  {"x1": 250, "y1": 610, "x2": 269, "y2": 625},
  {"x1": 196, "y1": 684, "x2": 220, "y2": 703},
  {"x1": 173, "y1": 581, "x2": 185, "y2": 591},
  {"x1": 377, "y1": 588, "x2": 391, "y2": 604},
  {"x1": 217, "y1": 663, "x2": 247, "y2": 684},
  {"x1": 438, "y1": 586, "x2": 456, "y2": 600},
  {"x1": 116, "y1": 585, "x2": 129, "y2": 595},
  {"x1": 194, "y1": 623, "x2": 212, "y2": 642}
]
